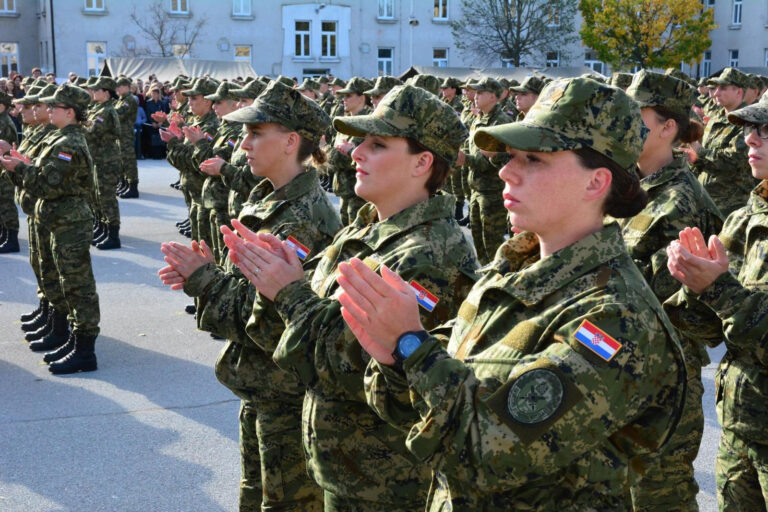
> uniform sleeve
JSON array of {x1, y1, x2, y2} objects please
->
[
  {"x1": 17, "y1": 143, "x2": 86, "y2": 199},
  {"x1": 166, "y1": 138, "x2": 196, "y2": 173},
  {"x1": 396, "y1": 303, "x2": 679, "y2": 491},
  {"x1": 219, "y1": 162, "x2": 257, "y2": 195}
]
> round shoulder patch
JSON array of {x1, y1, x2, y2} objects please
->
[{"x1": 507, "y1": 368, "x2": 565, "y2": 425}]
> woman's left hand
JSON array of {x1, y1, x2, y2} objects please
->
[
  {"x1": 160, "y1": 239, "x2": 215, "y2": 280},
  {"x1": 184, "y1": 125, "x2": 204, "y2": 145},
  {"x1": 336, "y1": 258, "x2": 424, "y2": 365},
  {"x1": 667, "y1": 227, "x2": 729, "y2": 294},
  {"x1": 200, "y1": 157, "x2": 225, "y2": 176},
  {"x1": 0, "y1": 155, "x2": 21, "y2": 172}
]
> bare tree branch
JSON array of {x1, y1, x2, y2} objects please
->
[{"x1": 128, "y1": 0, "x2": 206, "y2": 58}]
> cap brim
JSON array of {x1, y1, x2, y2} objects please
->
[
  {"x1": 333, "y1": 114, "x2": 401, "y2": 138},
  {"x1": 474, "y1": 121, "x2": 580, "y2": 153},
  {"x1": 727, "y1": 103, "x2": 768, "y2": 125},
  {"x1": 222, "y1": 103, "x2": 280, "y2": 125}
]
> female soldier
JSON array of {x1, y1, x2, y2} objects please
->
[
  {"x1": 335, "y1": 78, "x2": 687, "y2": 510},
  {"x1": 666, "y1": 91, "x2": 768, "y2": 511},
  {"x1": 226, "y1": 84, "x2": 478, "y2": 511},
  {"x1": 158, "y1": 80, "x2": 341, "y2": 512},
  {"x1": 621, "y1": 70, "x2": 724, "y2": 511},
  {"x1": 1, "y1": 84, "x2": 101, "y2": 374}
]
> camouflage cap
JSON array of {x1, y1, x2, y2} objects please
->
[
  {"x1": 39, "y1": 83, "x2": 92, "y2": 111},
  {"x1": 697, "y1": 77, "x2": 710, "y2": 88},
  {"x1": 182, "y1": 77, "x2": 219, "y2": 97},
  {"x1": 231, "y1": 79, "x2": 266, "y2": 99},
  {"x1": 23, "y1": 84, "x2": 57, "y2": 104},
  {"x1": 13, "y1": 86, "x2": 42, "y2": 105},
  {"x1": 474, "y1": 77, "x2": 644, "y2": 172},
  {"x1": 205, "y1": 81, "x2": 240, "y2": 101},
  {"x1": 746, "y1": 73, "x2": 762, "y2": 90},
  {"x1": 329, "y1": 77, "x2": 346, "y2": 87},
  {"x1": 510, "y1": 75, "x2": 551, "y2": 94},
  {"x1": 333, "y1": 84, "x2": 468, "y2": 166},
  {"x1": 296, "y1": 78, "x2": 320, "y2": 91},
  {"x1": 75, "y1": 77, "x2": 88, "y2": 86},
  {"x1": 460, "y1": 77, "x2": 478, "y2": 89},
  {"x1": 85, "y1": 76, "x2": 98, "y2": 87},
  {"x1": 439, "y1": 77, "x2": 462, "y2": 89},
  {"x1": 708, "y1": 67, "x2": 750, "y2": 88},
  {"x1": 87, "y1": 76, "x2": 116, "y2": 91},
  {"x1": 626, "y1": 70, "x2": 696, "y2": 119},
  {"x1": 169, "y1": 76, "x2": 191, "y2": 91},
  {"x1": 507, "y1": 79, "x2": 520, "y2": 88},
  {"x1": 21, "y1": 76, "x2": 35, "y2": 87},
  {"x1": 727, "y1": 90, "x2": 768, "y2": 125},
  {"x1": 468, "y1": 77, "x2": 504, "y2": 97},
  {"x1": 33, "y1": 78, "x2": 48, "y2": 88},
  {"x1": 115, "y1": 76, "x2": 132, "y2": 87},
  {"x1": 496, "y1": 77, "x2": 510, "y2": 89},
  {"x1": 405, "y1": 74, "x2": 440, "y2": 95},
  {"x1": 364, "y1": 76, "x2": 402, "y2": 96},
  {"x1": 337, "y1": 76, "x2": 373, "y2": 95},
  {"x1": 317, "y1": 75, "x2": 330, "y2": 84},
  {"x1": 0, "y1": 90, "x2": 11, "y2": 107},
  {"x1": 610, "y1": 72, "x2": 634, "y2": 89},
  {"x1": 664, "y1": 68, "x2": 694, "y2": 85},
  {"x1": 223, "y1": 80, "x2": 330, "y2": 145},
  {"x1": 275, "y1": 75, "x2": 296, "y2": 87}
]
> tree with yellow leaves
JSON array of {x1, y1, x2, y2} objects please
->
[{"x1": 580, "y1": 0, "x2": 716, "y2": 71}]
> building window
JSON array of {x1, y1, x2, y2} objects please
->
[
  {"x1": 0, "y1": 42, "x2": 19, "y2": 76},
  {"x1": 0, "y1": 0, "x2": 15, "y2": 13},
  {"x1": 584, "y1": 50, "x2": 604, "y2": 75},
  {"x1": 321, "y1": 21, "x2": 337, "y2": 58},
  {"x1": 86, "y1": 41, "x2": 106, "y2": 76},
  {"x1": 433, "y1": 48, "x2": 448, "y2": 67},
  {"x1": 729, "y1": 49, "x2": 739, "y2": 67},
  {"x1": 707, "y1": 0, "x2": 715, "y2": 6},
  {"x1": 295, "y1": 21, "x2": 310, "y2": 57},
  {"x1": 732, "y1": 0, "x2": 742, "y2": 24},
  {"x1": 378, "y1": 47, "x2": 393, "y2": 76},
  {"x1": 546, "y1": 51, "x2": 560, "y2": 67},
  {"x1": 434, "y1": 0, "x2": 448, "y2": 20},
  {"x1": 232, "y1": 0, "x2": 250, "y2": 16},
  {"x1": 170, "y1": 0, "x2": 188, "y2": 14},
  {"x1": 546, "y1": 6, "x2": 560, "y2": 27},
  {"x1": 84, "y1": 0, "x2": 104, "y2": 11},
  {"x1": 172, "y1": 43, "x2": 190, "y2": 58},
  {"x1": 234, "y1": 45, "x2": 251, "y2": 63},
  {"x1": 702, "y1": 50, "x2": 711, "y2": 77},
  {"x1": 378, "y1": 0, "x2": 394, "y2": 19}
]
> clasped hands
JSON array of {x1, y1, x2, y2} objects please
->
[
  {"x1": 667, "y1": 226, "x2": 729, "y2": 295},
  {"x1": 0, "y1": 143, "x2": 31, "y2": 171}
]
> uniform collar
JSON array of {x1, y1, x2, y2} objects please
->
[
  {"x1": 640, "y1": 152, "x2": 688, "y2": 189},
  {"x1": 239, "y1": 168, "x2": 320, "y2": 222},
  {"x1": 747, "y1": 180, "x2": 768, "y2": 214}
]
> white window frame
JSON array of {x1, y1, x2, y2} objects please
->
[
  {"x1": 0, "y1": 0, "x2": 15, "y2": 14},
  {"x1": 86, "y1": 41, "x2": 106, "y2": 76},
  {"x1": 702, "y1": 50, "x2": 711, "y2": 77},
  {"x1": 84, "y1": 0, "x2": 104, "y2": 11},
  {"x1": 433, "y1": 48, "x2": 448, "y2": 67},
  {"x1": 378, "y1": 47, "x2": 393, "y2": 76},
  {"x1": 545, "y1": 51, "x2": 560, "y2": 68},
  {"x1": 377, "y1": 0, "x2": 394, "y2": 19},
  {"x1": 232, "y1": 0, "x2": 250, "y2": 17},
  {"x1": 321, "y1": 21, "x2": 337, "y2": 58},
  {"x1": 0, "y1": 42, "x2": 19, "y2": 76},
  {"x1": 295, "y1": 20, "x2": 311, "y2": 58},
  {"x1": 234, "y1": 44, "x2": 251, "y2": 63},
  {"x1": 546, "y1": 6, "x2": 560, "y2": 27},
  {"x1": 433, "y1": 0, "x2": 449, "y2": 20},
  {"x1": 170, "y1": 0, "x2": 188, "y2": 15},
  {"x1": 732, "y1": 0, "x2": 742, "y2": 25},
  {"x1": 729, "y1": 49, "x2": 739, "y2": 67},
  {"x1": 584, "y1": 50, "x2": 604, "y2": 75}
]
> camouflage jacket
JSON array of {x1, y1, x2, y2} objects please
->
[
  {"x1": 14, "y1": 123, "x2": 57, "y2": 216},
  {"x1": 0, "y1": 110, "x2": 17, "y2": 145},
  {"x1": 270, "y1": 194, "x2": 478, "y2": 504},
  {"x1": 166, "y1": 109, "x2": 219, "y2": 198},
  {"x1": 219, "y1": 135, "x2": 263, "y2": 219},
  {"x1": 15, "y1": 124, "x2": 94, "y2": 226},
  {"x1": 328, "y1": 105, "x2": 372, "y2": 199},
  {"x1": 366, "y1": 223, "x2": 686, "y2": 511},
  {"x1": 666, "y1": 180, "x2": 768, "y2": 444},
  {"x1": 114, "y1": 92, "x2": 138, "y2": 142},
  {"x1": 443, "y1": 95, "x2": 463, "y2": 114},
  {"x1": 85, "y1": 99, "x2": 122, "y2": 168},
  {"x1": 464, "y1": 102, "x2": 511, "y2": 193},
  {"x1": 183, "y1": 169, "x2": 341, "y2": 402},
  {"x1": 193, "y1": 119, "x2": 243, "y2": 210},
  {"x1": 693, "y1": 103, "x2": 757, "y2": 217}
]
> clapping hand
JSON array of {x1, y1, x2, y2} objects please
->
[
  {"x1": 158, "y1": 239, "x2": 215, "y2": 290},
  {"x1": 667, "y1": 226, "x2": 729, "y2": 294}
]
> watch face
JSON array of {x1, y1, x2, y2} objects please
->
[{"x1": 398, "y1": 334, "x2": 423, "y2": 359}]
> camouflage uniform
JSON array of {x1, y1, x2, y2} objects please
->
[
  {"x1": 0, "y1": 91, "x2": 19, "y2": 235},
  {"x1": 270, "y1": 85, "x2": 478, "y2": 511},
  {"x1": 439, "y1": 78, "x2": 467, "y2": 216},
  {"x1": 113, "y1": 78, "x2": 138, "y2": 185},
  {"x1": 222, "y1": 137, "x2": 263, "y2": 220}
]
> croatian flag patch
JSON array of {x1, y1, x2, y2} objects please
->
[
  {"x1": 573, "y1": 320, "x2": 622, "y2": 362},
  {"x1": 57, "y1": 152, "x2": 72, "y2": 162},
  {"x1": 410, "y1": 281, "x2": 439, "y2": 312},
  {"x1": 227, "y1": 139, "x2": 237, "y2": 147},
  {"x1": 95, "y1": 116, "x2": 104, "y2": 122},
  {"x1": 285, "y1": 236, "x2": 310, "y2": 260},
  {"x1": 204, "y1": 132, "x2": 214, "y2": 141}
]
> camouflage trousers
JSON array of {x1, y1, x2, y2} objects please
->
[
  {"x1": 716, "y1": 428, "x2": 768, "y2": 511},
  {"x1": 36, "y1": 221, "x2": 69, "y2": 315},
  {"x1": 324, "y1": 491, "x2": 423, "y2": 512},
  {"x1": 208, "y1": 207, "x2": 230, "y2": 266},
  {"x1": 95, "y1": 166, "x2": 121, "y2": 227},
  {"x1": 468, "y1": 191, "x2": 507, "y2": 265},
  {"x1": 446, "y1": 167, "x2": 465, "y2": 204},
  {"x1": 195, "y1": 204, "x2": 214, "y2": 254},
  {"x1": 121, "y1": 139, "x2": 139, "y2": 183},
  {"x1": 27, "y1": 217, "x2": 45, "y2": 301},
  {"x1": 239, "y1": 401, "x2": 263, "y2": 512},
  {"x1": 339, "y1": 196, "x2": 366, "y2": 226},
  {"x1": 0, "y1": 174, "x2": 18, "y2": 230}
]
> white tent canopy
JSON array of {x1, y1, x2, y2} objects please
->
[
  {"x1": 101, "y1": 57, "x2": 256, "y2": 82},
  {"x1": 398, "y1": 65, "x2": 605, "y2": 82}
]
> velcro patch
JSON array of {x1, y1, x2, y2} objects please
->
[
  {"x1": 410, "y1": 281, "x2": 439, "y2": 312},
  {"x1": 285, "y1": 236, "x2": 310, "y2": 261},
  {"x1": 57, "y1": 152, "x2": 72, "y2": 162},
  {"x1": 572, "y1": 320, "x2": 622, "y2": 362}
]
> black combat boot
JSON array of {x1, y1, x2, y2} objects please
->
[
  {"x1": 25, "y1": 308, "x2": 55, "y2": 341},
  {"x1": 92, "y1": 221, "x2": 106, "y2": 245},
  {"x1": 96, "y1": 225, "x2": 121, "y2": 250},
  {"x1": 21, "y1": 298, "x2": 48, "y2": 323},
  {"x1": 119, "y1": 182, "x2": 139, "y2": 199},
  {"x1": 48, "y1": 332, "x2": 98, "y2": 374},
  {"x1": 185, "y1": 304, "x2": 196, "y2": 315},
  {"x1": 116, "y1": 178, "x2": 126, "y2": 194},
  {"x1": 0, "y1": 229, "x2": 19, "y2": 253},
  {"x1": 29, "y1": 310, "x2": 69, "y2": 351},
  {"x1": 43, "y1": 331, "x2": 75, "y2": 364},
  {"x1": 93, "y1": 222, "x2": 111, "y2": 245},
  {"x1": 22, "y1": 300, "x2": 50, "y2": 331},
  {"x1": 0, "y1": 226, "x2": 6, "y2": 245}
]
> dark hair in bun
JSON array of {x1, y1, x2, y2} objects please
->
[{"x1": 574, "y1": 147, "x2": 648, "y2": 218}]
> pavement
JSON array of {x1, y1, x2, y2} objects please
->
[{"x1": 0, "y1": 159, "x2": 724, "y2": 511}]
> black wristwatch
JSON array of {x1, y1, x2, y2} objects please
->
[{"x1": 392, "y1": 330, "x2": 430, "y2": 371}]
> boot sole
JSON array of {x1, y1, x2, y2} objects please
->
[{"x1": 49, "y1": 359, "x2": 98, "y2": 374}]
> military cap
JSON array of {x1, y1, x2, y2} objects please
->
[
  {"x1": 336, "y1": 77, "x2": 373, "y2": 95},
  {"x1": 223, "y1": 80, "x2": 330, "y2": 145},
  {"x1": 475, "y1": 77, "x2": 644, "y2": 173},
  {"x1": 439, "y1": 77, "x2": 462, "y2": 90},
  {"x1": 460, "y1": 77, "x2": 478, "y2": 88},
  {"x1": 23, "y1": 84, "x2": 57, "y2": 104},
  {"x1": 329, "y1": 77, "x2": 346, "y2": 88},
  {"x1": 468, "y1": 77, "x2": 504, "y2": 97},
  {"x1": 626, "y1": 70, "x2": 696, "y2": 119},
  {"x1": 87, "y1": 76, "x2": 116, "y2": 91},
  {"x1": 507, "y1": 79, "x2": 520, "y2": 88},
  {"x1": 697, "y1": 77, "x2": 710, "y2": 88},
  {"x1": 85, "y1": 76, "x2": 98, "y2": 88},
  {"x1": 333, "y1": 84, "x2": 468, "y2": 166},
  {"x1": 727, "y1": 89, "x2": 768, "y2": 125},
  {"x1": 169, "y1": 76, "x2": 190, "y2": 91},
  {"x1": 21, "y1": 76, "x2": 35, "y2": 88},
  {"x1": 0, "y1": 90, "x2": 12, "y2": 107},
  {"x1": 205, "y1": 81, "x2": 240, "y2": 101},
  {"x1": 33, "y1": 78, "x2": 48, "y2": 88},
  {"x1": 364, "y1": 76, "x2": 402, "y2": 97},
  {"x1": 610, "y1": 72, "x2": 634, "y2": 89},
  {"x1": 296, "y1": 78, "x2": 320, "y2": 91},
  {"x1": 405, "y1": 74, "x2": 440, "y2": 95},
  {"x1": 746, "y1": 73, "x2": 763, "y2": 90},
  {"x1": 275, "y1": 75, "x2": 296, "y2": 87},
  {"x1": 510, "y1": 75, "x2": 551, "y2": 94},
  {"x1": 182, "y1": 77, "x2": 219, "y2": 97},
  {"x1": 39, "y1": 83, "x2": 92, "y2": 111},
  {"x1": 496, "y1": 77, "x2": 510, "y2": 89},
  {"x1": 317, "y1": 75, "x2": 330, "y2": 84},
  {"x1": 708, "y1": 67, "x2": 750, "y2": 89},
  {"x1": 231, "y1": 79, "x2": 266, "y2": 99},
  {"x1": 75, "y1": 77, "x2": 88, "y2": 86},
  {"x1": 12, "y1": 86, "x2": 42, "y2": 105},
  {"x1": 115, "y1": 76, "x2": 132, "y2": 87}
]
